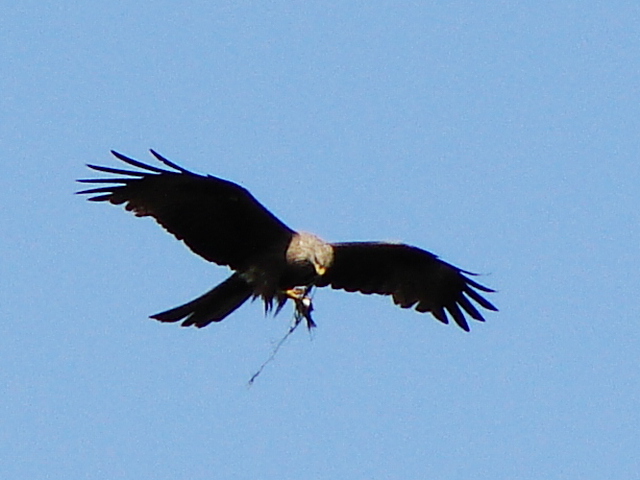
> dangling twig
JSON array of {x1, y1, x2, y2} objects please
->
[{"x1": 247, "y1": 288, "x2": 315, "y2": 386}]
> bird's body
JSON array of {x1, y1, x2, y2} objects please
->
[{"x1": 78, "y1": 150, "x2": 497, "y2": 331}]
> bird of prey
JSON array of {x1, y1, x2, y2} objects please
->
[{"x1": 77, "y1": 150, "x2": 497, "y2": 332}]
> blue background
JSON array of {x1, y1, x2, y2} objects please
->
[{"x1": 2, "y1": 2, "x2": 639, "y2": 478}]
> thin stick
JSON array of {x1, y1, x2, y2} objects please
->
[
  {"x1": 247, "y1": 290, "x2": 315, "y2": 386},
  {"x1": 247, "y1": 316, "x2": 303, "y2": 386}
]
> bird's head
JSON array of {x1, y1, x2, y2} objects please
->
[{"x1": 287, "y1": 231, "x2": 334, "y2": 278}]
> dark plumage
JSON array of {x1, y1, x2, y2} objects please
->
[{"x1": 78, "y1": 150, "x2": 497, "y2": 331}]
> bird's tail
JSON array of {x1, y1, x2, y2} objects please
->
[{"x1": 150, "y1": 273, "x2": 252, "y2": 327}]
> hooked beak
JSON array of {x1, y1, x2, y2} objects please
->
[{"x1": 314, "y1": 264, "x2": 327, "y2": 276}]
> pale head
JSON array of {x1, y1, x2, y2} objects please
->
[{"x1": 286, "y1": 232, "x2": 334, "y2": 276}]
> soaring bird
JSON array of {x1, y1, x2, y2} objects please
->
[{"x1": 78, "y1": 150, "x2": 497, "y2": 331}]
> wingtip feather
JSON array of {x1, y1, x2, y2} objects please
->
[
  {"x1": 446, "y1": 303, "x2": 470, "y2": 331},
  {"x1": 149, "y1": 149, "x2": 191, "y2": 173},
  {"x1": 85, "y1": 163, "x2": 146, "y2": 177},
  {"x1": 110, "y1": 150, "x2": 167, "y2": 173}
]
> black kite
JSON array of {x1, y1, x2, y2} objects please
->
[{"x1": 78, "y1": 151, "x2": 497, "y2": 331}]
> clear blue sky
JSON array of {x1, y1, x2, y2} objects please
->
[{"x1": 1, "y1": 2, "x2": 639, "y2": 479}]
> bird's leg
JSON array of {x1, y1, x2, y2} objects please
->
[{"x1": 284, "y1": 286, "x2": 316, "y2": 329}]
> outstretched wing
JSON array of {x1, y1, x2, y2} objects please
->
[
  {"x1": 77, "y1": 150, "x2": 295, "y2": 270},
  {"x1": 316, "y1": 242, "x2": 497, "y2": 331}
]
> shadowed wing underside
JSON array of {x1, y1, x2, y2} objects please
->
[
  {"x1": 77, "y1": 150, "x2": 294, "y2": 270},
  {"x1": 316, "y1": 242, "x2": 497, "y2": 331}
]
